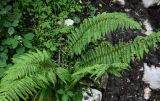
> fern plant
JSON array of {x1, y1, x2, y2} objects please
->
[
  {"x1": 0, "y1": 12, "x2": 160, "y2": 101},
  {"x1": 68, "y1": 12, "x2": 141, "y2": 55}
]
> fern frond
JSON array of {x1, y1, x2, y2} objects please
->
[
  {"x1": 72, "y1": 63, "x2": 128, "y2": 84},
  {"x1": 80, "y1": 32, "x2": 160, "y2": 66},
  {"x1": 35, "y1": 88, "x2": 54, "y2": 101},
  {"x1": 56, "y1": 67, "x2": 71, "y2": 84},
  {"x1": 0, "y1": 50, "x2": 57, "y2": 101},
  {"x1": 68, "y1": 12, "x2": 141, "y2": 55},
  {"x1": 0, "y1": 71, "x2": 56, "y2": 101},
  {"x1": 1, "y1": 50, "x2": 54, "y2": 82}
]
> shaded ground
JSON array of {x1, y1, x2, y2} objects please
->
[
  {"x1": 90, "y1": 0, "x2": 160, "y2": 101},
  {"x1": 102, "y1": 60, "x2": 160, "y2": 101},
  {"x1": 103, "y1": 29, "x2": 160, "y2": 101}
]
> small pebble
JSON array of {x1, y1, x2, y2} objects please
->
[
  {"x1": 116, "y1": 0, "x2": 125, "y2": 5},
  {"x1": 144, "y1": 87, "x2": 151, "y2": 100},
  {"x1": 64, "y1": 19, "x2": 74, "y2": 26}
]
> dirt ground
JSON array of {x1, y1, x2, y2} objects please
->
[{"x1": 90, "y1": 0, "x2": 160, "y2": 101}]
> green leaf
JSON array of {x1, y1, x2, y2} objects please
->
[
  {"x1": 0, "y1": 52, "x2": 8, "y2": 60},
  {"x1": 67, "y1": 91, "x2": 74, "y2": 97},
  {"x1": 59, "y1": 0, "x2": 67, "y2": 5},
  {"x1": 23, "y1": 39, "x2": 32, "y2": 48},
  {"x1": 43, "y1": 41, "x2": 57, "y2": 51},
  {"x1": 68, "y1": 12, "x2": 141, "y2": 55},
  {"x1": 0, "y1": 52, "x2": 8, "y2": 67},
  {"x1": 0, "y1": 68, "x2": 5, "y2": 77},
  {"x1": 12, "y1": 20, "x2": 19, "y2": 27},
  {"x1": 5, "y1": 5, "x2": 12, "y2": 12},
  {"x1": 56, "y1": 68, "x2": 71, "y2": 84},
  {"x1": 8, "y1": 27, "x2": 15, "y2": 35},
  {"x1": 62, "y1": 95, "x2": 68, "y2": 101},
  {"x1": 3, "y1": 37, "x2": 18, "y2": 48},
  {"x1": 3, "y1": 21, "x2": 12, "y2": 27},
  {"x1": 73, "y1": 91, "x2": 83, "y2": 101},
  {"x1": 16, "y1": 47, "x2": 25, "y2": 54},
  {"x1": 13, "y1": 47, "x2": 25, "y2": 58},
  {"x1": 24, "y1": 33, "x2": 34, "y2": 40},
  {"x1": 0, "y1": 60, "x2": 7, "y2": 68},
  {"x1": 38, "y1": 89, "x2": 47, "y2": 101},
  {"x1": 73, "y1": 16, "x2": 80, "y2": 24},
  {"x1": 57, "y1": 89, "x2": 65, "y2": 94}
]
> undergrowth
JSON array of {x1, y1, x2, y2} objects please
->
[{"x1": 0, "y1": 11, "x2": 160, "y2": 101}]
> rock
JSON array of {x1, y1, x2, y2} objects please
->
[
  {"x1": 64, "y1": 19, "x2": 74, "y2": 26},
  {"x1": 142, "y1": 19, "x2": 153, "y2": 35},
  {"x1": 116, "y1": 0, "x2": 125, "y2": 5},
  {"x1": 82, "y1": 88, "x2": 102, "y2": 101},
  {"x1": 100, "y1": 74, "x2": 109, "y2": 89},
  {"x1": 142, "y1": 0, "x2": 160, "y2": 8},
  {"x1": 144, "y1": 87, "x2": 151, "y2": 100},
  {"x1": 79, "y1": 0, "x2": 82, "y2": 3},
  {"x1": 142, "y1": 63, "x2": 160, "y2": 89}
]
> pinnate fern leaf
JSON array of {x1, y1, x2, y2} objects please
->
[
  {"x1": 72, "y1": 63, "x2": 128, "y2": 85},
  {"x1": 56, "y1": 67, "x2": 71, "y2": 84},
  {"x1": 0, "y1": 50, "x2": 57, "y2": 101},
  {"x1": 80, "y1": 32, "x2": 160, "y2": 67},
  {"x1": 68, "y1": 12, "x2": 141, "y2": 55}
]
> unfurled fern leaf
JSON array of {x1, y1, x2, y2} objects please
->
[
  {"x1": 0, "y1": 50, "x2": 57, "y2": 101},
  {"x1": 80, "y1": 32, "x2": 160, "y2": 67},
  {"x1": 56, "y1": 67, "x2": 71, "y2": 84},
  {"x1": 68, "y1": 12, "x2": 141, "y2": 55},
  {"x1": 1, "y1": 50, "x2": 54, "y2": 82},
  {"x1": 72, "y1": 63, "x2": 128, "y2": 85}
]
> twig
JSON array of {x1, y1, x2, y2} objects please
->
[{"x1": 58, "y1": 49, "x2": 61, "y2": 67}]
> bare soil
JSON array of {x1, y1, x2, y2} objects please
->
[{"x1": 90, "y1": 0, "x2": 160, "y2": 101}]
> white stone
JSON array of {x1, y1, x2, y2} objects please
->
[
  {"x1": 116, "y1": 0, "x2": 125, "y2": 5},
  {"x1": 142, "y1": 0, "x2": 160, "y2": 8},
  {"x1": 82, "y1": 88, "x2": 102, "y2": 101},
  {"x1": 64, "y1": 19, "x2": 74, "y2": 26},
  {"x1": 124, "y1": 8, "x2": 131, "y2": 12},
  {"x1": 142, "y1": 63, "x2": 160, "y2": 89},
  {"x1": 79, "y1": 0, "x2": 82, "y2": 3},
  {"x1": 143, "y1": 19, "x2": 153, "y2": 35},
  {"x1": 144, "y1": 87, "x2": 151, "y2": 100}
]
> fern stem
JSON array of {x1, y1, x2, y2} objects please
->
[{"x1": 58, "y1": 49, "x2": 61, "y2": 67}]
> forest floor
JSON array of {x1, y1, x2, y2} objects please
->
[{"x1": 90, "y1": 0, "x2": 160, "y2": 101}]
